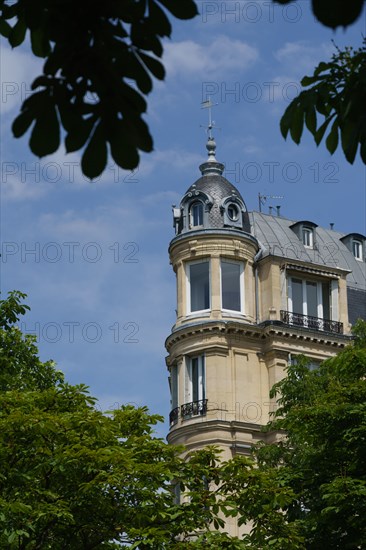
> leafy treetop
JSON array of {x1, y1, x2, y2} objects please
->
[{"x1": 0, "y1": 0, "x2": 365, "y2": 179}]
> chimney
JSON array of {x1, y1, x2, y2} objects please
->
[
  {"x1": 330, "y1": 223, "x2": 334, "y2": 230},
  {"x1": 269, "y1": 206, "x2": 273, "y2": 215},
  {"x1": 276, "y1": 206, "x2": 281, "y2": 217}
]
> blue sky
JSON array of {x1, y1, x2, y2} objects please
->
[{"x1": 1, "y1": 1, "x2": 365, "y2": 437}]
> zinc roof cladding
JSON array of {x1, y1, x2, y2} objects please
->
[
  {"x1": 250, "y1": 211, "x2": 366, "y2": 291},
  {"x1": 184, "y1": 174, "x2": 251, "y2": 232}
]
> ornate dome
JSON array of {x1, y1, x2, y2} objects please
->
[{"x1": 174, "y1": 138, "x2": 251, "y2": 235}]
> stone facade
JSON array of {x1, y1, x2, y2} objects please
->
[{"x1": 165, "y1": 138, "x2": 366, "y2": 484}]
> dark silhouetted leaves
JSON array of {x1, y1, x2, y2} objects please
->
[
  {"x1": 81, "y1": 122, "x2": 108, "y2": 179},
  {"x1": 9, "y1": 18, "x2": 26, "y2": 47},
  {"x1": 4, "y1": 0, "x2": 199, "y2": 180},
  {"x1": 29, "y1": 97, "x2": 60, "y2": 157},
  {"x1": 312, "y1": 0, "x2": 364, "y2": 29},
  {"x1": 275, "y1": 0, "x2": 364, "y2": 28},
  {"x1": 280, "y1": 40, "x2": 366, "y2": 165}
]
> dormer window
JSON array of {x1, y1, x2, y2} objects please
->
[
  {"x1": 302, "y1": 227, "x2": 313, "y2": 248},
  {"x1": 221, "y1": 196, "x2": 245, "y2": 229},
  {"x1": 353, "y1": 239, "x2": 363, "y2": 261},
  {"x1": 340, "y1": 233, "x2": 366, "y2": 262},
  {"x1": 290, "y1": 221, "x2": 317, "y2": 249},
  {"x1": 190, "y1": 201, "x2": 203, "y2": 227},
  {"x1": 227, "y1": 203, "x2": 239, "y2": 222}
]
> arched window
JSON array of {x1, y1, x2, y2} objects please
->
[
  {"x1": 190, "y1": 201, "x2": 203, "y2": 227},
  {"x1": 227, "y1": 203, "x2": 239, "y2": 221}
]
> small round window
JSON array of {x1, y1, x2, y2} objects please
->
[{"x1": 227, "y1": 203, "x2": 239, "y2": 221}]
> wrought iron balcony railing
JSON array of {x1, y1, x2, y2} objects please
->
[
  {"x1": 169, "y1": 407, "x2": 179, "y2": 427},
  {"x1": 169, "y1": 400, "x2": 208, "y2": 427},
  {"x1": 280, "y1": 310, "x2": 343, "y2": 334},
  {"x1": 181, "y1": 399, "x2": 208, "y2": 419}
]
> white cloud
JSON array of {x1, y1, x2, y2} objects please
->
[
  {"x1": 164, "y1": 36, "x2": 259, "y2": 77},
  {"x1": 274, "y1": 41, "x2": 334, "y2": 75},
  {"x1": 1, "y1": 174, "x2": 48, "y2": 201},
  {"x1": 139, "y1": 147, "x2": 202, "y2": 178},
  {"x1": 0, "y1": 44, "x2": 43, "y2": 114}
]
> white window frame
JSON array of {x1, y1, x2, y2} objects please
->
[
  {"x1": 189, "y1": 201, "x2": 204, "y2": 228},
  {"x1": 288, "y1": 277, "x2": 331, "y2": 320},
  {"x1": 352, "y1": 239, "x2": 363, "y2": 261},
  {"x1": 169, "y1": 366, "x2": 178, "y2": 410},
  {"x1": 288, "y1": 276, "x2": 324, "y2": 319},
  {"x1": 186, "y1": 260, "x2": 211, "y2": 314},
  {"x1": 220, "y1": 259, "x2": 245, "y2": 313},
  {"x1": 185, "y1": 355, "x2": 205, "y2": 405},
  {"x1": 302, "y1": 227, "x2": 313, "y2": 248}
]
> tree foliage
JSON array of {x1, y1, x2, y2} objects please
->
[
  {"x1": 0, "y1": 0, "x2": 198, "y2": 179},
  {"x1": 256, "y1": 320, "x2": 366, "y2": 549},
  {"x1": 2, "y1": 294, "x2": 366, "y2": 547},
  {"x1": 0, "y1": 291, "x2": 304, "y2": 549},
  {"x1": 281, "y1": 40, "x2": 366, "y2": 164},
  {"x1": 1, "y1": 0, "x2": 365, "y2": 178},
  {"x1": 274, "y1": 0, "x2": 365, "y2": 30}
]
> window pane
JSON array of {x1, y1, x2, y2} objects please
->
[
  {"x1": 222, "y1": 261, "x2": 241, "y2": 311},
  {"x1": 171, "y1": 367, "x2": 178, "y2": 408},
  {"x1": 292, "y1": 278, "x2": 303, "y2": 314},
  {"x1": 191, "y1": 202, "x2": 203, "y2": 226},
  {"x1": 191, "y1": 357, "x2": 198, "y2": 402},
  {"x1": 303, "y1": 228, "x2": 312, "y2": 247},
  {"x1": 190, "y1": 262, "x2": 209, "y2": 311},
  {"x1": 306, "y1": 282, "x2": 318, "y2": 317},
  {"x1": 353, "y1": 240, "x2": 362, "y2": 260},
  {"x1": 322, "y1": 282, "x2": 330, "y2": 319}
]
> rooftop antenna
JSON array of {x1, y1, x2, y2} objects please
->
[
  {"x1": 201, "y1": 97, "x2": 218, "y2": 139},
  {"x1": 258, "y1": 193, "x2": 284, "y2": 213}
]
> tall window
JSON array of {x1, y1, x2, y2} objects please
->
[
  {"x1": 221, "y1": 260, "x2": 244, "y2": 312},
  {"x1": 353, "y1": 239, "x2": 363, "y2": 261},
  {"x1": 190, "y1": 201, "x2": 203, "y2": 227},
  {"x1": 188, "y1": 261, "x2": 210, "y2": 313},
  {"x1": 302, "y1": 227, "x2": 313, "y2": 248},
  {"x1": 169, "y1": 366, "x2": 178, "y2": 409},
  {"x1": 289, "y1": 277, "x2": 330, "y2": 319},
  {"x1": 186, "y1": 356, "x2": 205, "y2": 403}
]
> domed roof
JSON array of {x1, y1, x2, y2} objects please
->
[{"x1": 175, "y1": 138, "x2": 251, "y2": 235}]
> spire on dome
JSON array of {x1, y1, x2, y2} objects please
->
[{"x1": 200, "y1": 98, "x2": 224, "y2": 175}]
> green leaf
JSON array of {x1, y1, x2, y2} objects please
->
[
  {"x1": 305, "y1": 105, "x2": 317, "y2": 134},
  {"x1": 280, "y1": 104, "x2": 293, "y2": 139},
  {"x1": 29, "y1": 99, "x2": 60, "y2": 157},
  {"x1": 65, "y1": 117, "x2": 95, "y2": 153},
  {"x1": 0, "y1": 18, "x2": 11, "y2": 38},
  {"x1": 325, "y1": 119, "x2": 339, "y2": 154},
  {"x1": 9, "y1": 18, "x2": 27, "y2": 48},
  {"x1": 12, "y1": 110, "x2": 35, "y2": 138},
  {"x1": 138, "y1": 52, "x2": 165, "y2": 80},
  {"x1": 289, "y1": 107, "x2": 304, "y2": 144},
  {"x1": 148, "y1": 0, "x2": 172, "y2": 37},
  {"x1": 109, "y1": 122, "x2": 140, "y2": 171},
  {"x1": 81, "y1": 122, "x2": 108, "y2": 179},
  {"x1": 315, "y1": 115, "x2": 334, "y2": 146},
  {"x1": 341, "y1": 121, "x2": 359, "y2": 164},
  {"x1": 312, "y1": 0, "x2": 364, "y2": 29},
  {"x1": 157, "y1": 0, "x2": 198, "y2": 20},
  {"x1": 31, "y1": 27, "x2": 50, "y2": 57}
]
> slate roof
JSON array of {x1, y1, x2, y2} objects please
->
[
  {"x1": 184, "y1": 174, "x2": 251, "y2": 233},
  {"x1": 249, "y1": 211, "x2": 366, "y2": 292}
]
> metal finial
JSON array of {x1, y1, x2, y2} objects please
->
[{"x1": 201, "y1": 97, "x2": 218, "y2": 139}]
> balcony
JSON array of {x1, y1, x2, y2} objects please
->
[
  {"x1": 169, "y1": 399, "x2": 208, "y2": 427},
  {"x1": 169, "y1": 407, "x2": 179, "y2": 427},
  {"x1": 280, "y1": 310, "x2": 343, "y2": 334}
]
